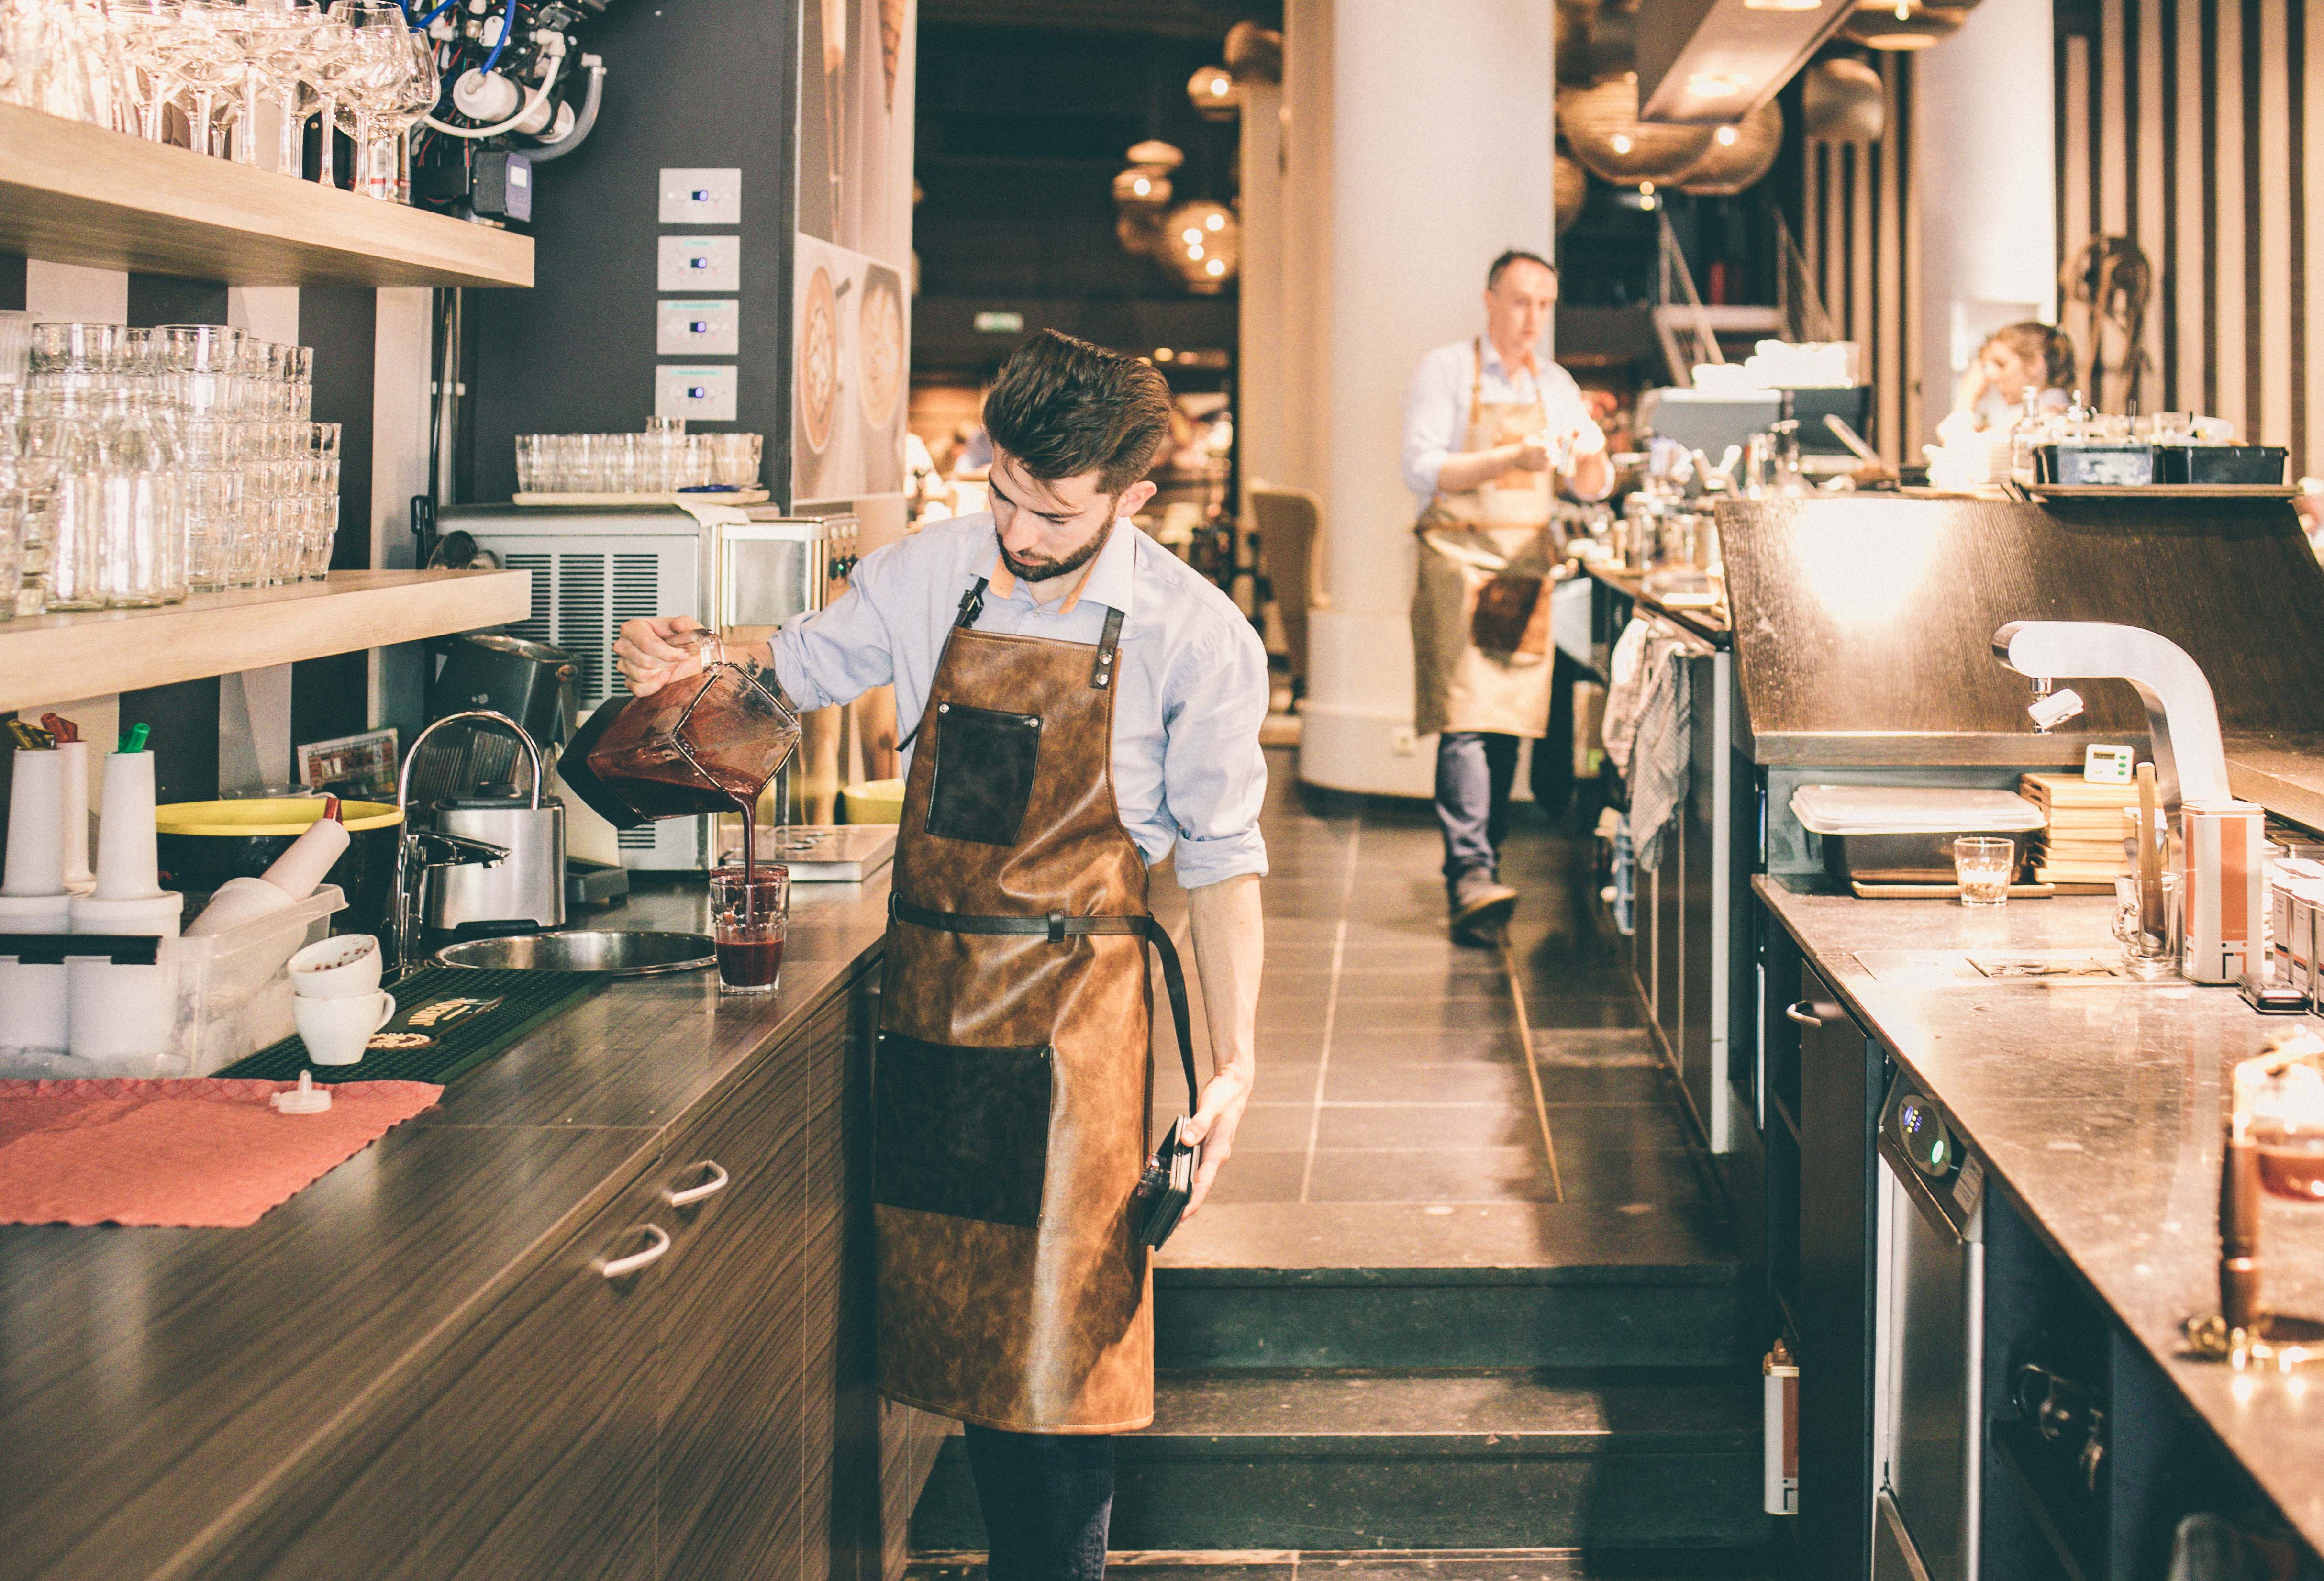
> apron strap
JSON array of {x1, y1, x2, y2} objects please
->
[
  {"x1": 887, "y1": 893, "x2": 1203, "y2": 1114},
  {"x1": 1090, "y1": 608, "x2": 1123, "y2": 689}
]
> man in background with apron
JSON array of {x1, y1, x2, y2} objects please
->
[
  {"x1": 615, "y1": 331, "x2": 1269, "y2": 1581},
  {"x1": 1401, "y1": 250, "x2": 1612, "y2": 944}
]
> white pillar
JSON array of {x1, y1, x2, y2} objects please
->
[
  {"x1": 1912, "y1": 0, "x2": 2056, "y2": 449},
  {"x1": 1292, "y1": 0, "x2": 1557, "y2": 796}
]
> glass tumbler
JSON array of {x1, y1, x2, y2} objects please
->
[
  {"x1": 2113, "y1": 869, "x2": 2183, "y2": 979},
  {"x1": 1952, "y1": 836, "x2": 2015, "y2": 907},
  {"x1": 709, "y1": 863, "x2": 789, "y2": 995}
]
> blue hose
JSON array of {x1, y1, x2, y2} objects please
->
[
  {"x1": 479, "y1": 0, "x2": 512, "y2": 70},
  {"x1": 413, "y1": 0, "x2": 455, "y2": 26}
]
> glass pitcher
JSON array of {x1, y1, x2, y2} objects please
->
[{"x1": 571, "y1": 636, "x2": 801, "y2": 822}]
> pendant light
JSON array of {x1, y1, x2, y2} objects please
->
[
  {"x1": 1163, "y1": 200, "x2": 1239, "y2": 293},
  {"x1": 1188, "y1": 65, "x2": 1239, "y2": 122},
  {"x1": 1842, "y1": 0, "x2": 1972, "y2": 49},
  {"x1": 1556, "y1": 153, "x2": 1588, "y2": 234},
  {"x1": 1112, "y1": 167, "x2": 1173, "y2": 211},
  {"x1": 1224, "y1": 21, "x2": 1283, "y2": 83},
  {"x1": 1802, "y1": 57, "x2": 1886, "y2": 142},
  {"x1": 1675, "y1": 99, "x2": 1784, "y2": 196},
  {"x1": 1557, "y1": 73, "x2": 1716, "y2": 185},
  {"x1": 1127, "y1": 140, "x2": 1183, "y2": 175}
]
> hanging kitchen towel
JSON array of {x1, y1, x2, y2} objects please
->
[
  {"x1": 1624, "y1": 631, "x2": 1693, "y2": 871},
  {"x1": 0, "y1": 1077, "x2": 442, "y2": 1228}
]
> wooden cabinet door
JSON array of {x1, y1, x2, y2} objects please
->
[
  {"x1": 210, "y1": 1164, "x2": 669, "y2": 1581},
  {"x1": 654, "y1": 990, "x2": 851, "y2": 1581}
]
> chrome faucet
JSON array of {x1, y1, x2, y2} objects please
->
[
  {"x1": 384, "y1": 710, "x2": 526, "y2": 979},
  {"x1": 1991, "y1": 621, "x2": 2232, "y2": 808}
]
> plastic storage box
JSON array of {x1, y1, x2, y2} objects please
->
[
  {"x1": 176, "y1": 884, "x2": 346, "y2": 1075},
  {"x1": 1790, "y1": 786, "x2": 2046, "y2": 885}
]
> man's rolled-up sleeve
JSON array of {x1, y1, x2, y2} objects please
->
[
  {"x1": 1160, "y1": 618, "x2": 1272, "y2": 887},
  {"x1": 1400, "y1": 347, "x2": 1460, "y2": 499},
  {"x1": 769, "y1": 543, "x2": 901, "y2": 712}
]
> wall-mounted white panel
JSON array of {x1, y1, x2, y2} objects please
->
[
  {"x1": 657, "y1": 235, "x2": 741, "y2": 292},
  {"x1": 657, "y1": 298, "x2": 740, "y2": 356},
  {"x1": 658, "y1": 168, "x2": 743, "y2": 225},
  {"x1": 656, "y1": 364, "x2": 738, "y2": 422}
]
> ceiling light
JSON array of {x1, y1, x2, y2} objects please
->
[
  {"x1": 1715, "y1": 125, "x2": 1740, "y2": 145},
  {"x1": 1204, "y1": 212, "x2": 1224, "y2": 232},
  {"x1": 1188, "y1": 66, "x2": 1239, "y2": 121},
  {"x1": 1743, "y1": 0, "x2": 1826, "y2": 9},
  {"x1": 1134, "y1": 178, "x2": 1150, "y2": 195},
  {"x1": 1611, "y1": 133, "x2": 1634, "y2": 154},
  {"x1": 1640, "y1": 181, "x2": 1657, "y2": 195},
  {"x1": 1559, "y1": 77, "x2": 1716, "y2": 185},
  {"x1": 1205, "y1": 259, "x2": 1225, "y2": 277},
  {"x1": 1155, "y1": 347, "x2": 1174, "y2": 361},
  {"x1": 1675, "y1": 99, "x2": 1786, "y2": 195},
  {"x1": 1188, "y1": 243, "x2": 1205, "y2": 260},
  {"x1": 1182, "y1": 227, "x2": 1201, "y2": 244}
]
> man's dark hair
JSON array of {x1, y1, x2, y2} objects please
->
[
  {"x1": 1486, "y1": 249, "x2": 1558, "y2": 289},
  {"x1": 982, "y1": 329, "x2": 1174, "y2": 496}
]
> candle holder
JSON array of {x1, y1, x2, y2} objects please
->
[{"x1": 2183, "y1": 1026, "x2": 2324, "y2": 1370}]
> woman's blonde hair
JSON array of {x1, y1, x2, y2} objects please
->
[{"x1": 1983, "y1": 321, "x2": 2077, "y2": 393}]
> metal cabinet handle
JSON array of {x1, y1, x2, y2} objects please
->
[
  {"x1": 599, "y1": 1224, "x2": 670, "y2": 1279},
  {"x1": 1785, "y1": 1001, "x2": 1823, "y2": 1028},
  {"x1": 666, "y1": 1160, "x2": 730, "y2": 1207}
]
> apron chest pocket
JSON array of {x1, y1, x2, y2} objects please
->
[
  {"x1": 873, "y1": 1030, "x2": 1054, "y2": 1227},
  {"x1": 926, "y1": 703, "x2": 1043, "y2": 846}
]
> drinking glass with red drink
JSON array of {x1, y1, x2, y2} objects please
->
[{"x1": 711, "y1": 863, "x2": 789, "y2": 995}]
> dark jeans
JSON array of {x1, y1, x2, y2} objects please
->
[
  {"x1": 963, "y1": 1424, "x2": 1114, "y2": 1581},
  {"x1": 1436, "y1": 730, "x2": 1520, "y2": 887}
]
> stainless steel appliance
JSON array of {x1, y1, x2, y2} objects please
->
[
  {"x1": 389, "y1": 712, "x2": 565, "y2": 967},
  {"x1": 441, "y1": 503, "x2": 857, "y2": 870},
  {"x1": 1873, "y1": 1075, "x2": 1987, "y2": 1581}
]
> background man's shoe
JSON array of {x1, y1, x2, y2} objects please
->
[{"x1": 1449, "y1": 871, "x2": 1519, "y2": 945}]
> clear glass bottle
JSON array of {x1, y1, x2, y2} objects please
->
[
  {"x1": 2008, "y1": 385, "x2": 2044, "y2": 487},
  {"x1": 26, "y1": 390, "x2": 102, "y2": 612}
]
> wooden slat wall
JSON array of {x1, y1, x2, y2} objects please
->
[
  {"x1": 1799, "y1": 55, "x2": 1918, "y2": 464},
  {"x1": 2060, "y1": 0, "x2": 2324, "y2": 467}
]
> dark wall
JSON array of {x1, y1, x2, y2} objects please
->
[
  {"x1": 467, "y1": 0, "x2": 801, "y2": 504},
  {"x1": 295, "y1": 286, "x2": 380, "y2": 751}
]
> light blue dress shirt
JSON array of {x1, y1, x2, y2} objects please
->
[
  {"x1": 771, "y1": 511, "x2": 1271, "y2": 887},
  {"x1": 1400, "y1": 336, "x2": 1609, "y2": 506}
]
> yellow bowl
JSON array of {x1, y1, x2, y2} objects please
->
[
  {"x1": 156, "y1": 798, "x2": 404, "y2": 836},
  {"x1": 838, "y1": 778, "x2": 905, "y2": 825}
]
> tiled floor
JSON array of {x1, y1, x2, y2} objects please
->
[{"x1": 1151, "y1": 749, "x2": 1714, "y2": 1212}]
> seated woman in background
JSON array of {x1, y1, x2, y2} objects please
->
[{"x1": 1938, "y1": 321, "x2": 2076, "y2": 443}]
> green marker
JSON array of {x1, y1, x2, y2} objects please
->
[{"x1": 120, "y1": 723, "x2": 150, "y2": 753}]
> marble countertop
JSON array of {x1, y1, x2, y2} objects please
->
[{"x1": 1754, "y1": 877, "x2": 2324, "y2": 1556}]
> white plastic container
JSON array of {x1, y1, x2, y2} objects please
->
[{"x1": 175, "y1": 884, "x2": 347, "y2": 1076}]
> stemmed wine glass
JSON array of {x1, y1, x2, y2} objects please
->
[
  {"x1": 328, "y1": 2, "x2": 406, "y2": 192},
  {"x1": 222, "y1": 0, "x2": 316, "y2": 167},
  {"x1": 300, "y1": 2, "x2": 363, "y2": 186},
  {"x1": 363, "y1": 24, "x2": 438, "y2": 201},
  {"x1": 173, "y1": 0, "x2": 244, "y2": 156}
]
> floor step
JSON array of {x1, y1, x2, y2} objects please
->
[
  {"x1": 908, "y1": 1548, "x2": 1784, "y2": 1579},
  {"x1": 909, "y1": 1369, "x2": 1769, "y2": 1554},
  {"x1": 1156, "y1": 1204, "x2": 1746, "y2": 1370}
]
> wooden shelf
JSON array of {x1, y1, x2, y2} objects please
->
[
  {"x1": 0, "y1": 569, "x2": 530, "y2": 713},
  {"x1": 0, "y1": 103, "x2": 533, "y2": 288}
]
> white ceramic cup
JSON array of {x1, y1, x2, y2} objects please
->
[
  {"x1": 294, "y1": 989, "x2": 396, "y2": 1066},
  {"x1": 289, "y1": 934, "x2": 382, "y2": 999}
]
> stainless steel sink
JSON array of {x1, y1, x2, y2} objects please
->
[{"x1": 433, "y1": 930, "x2": 716, "y2": 975}]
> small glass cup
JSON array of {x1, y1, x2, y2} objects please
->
[
  {"x1": 2113, "y1": 869, "x2": 2184, "y2": 979},
  {"x1": 710, "y1": 862, "x2": 789, "y2": 995},
  {"x1": 1953, "y1": 836, "x2": 2016, "y2": 907}
]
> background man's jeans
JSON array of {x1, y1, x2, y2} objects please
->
[
  {"x1": 1436, "y1": 731, "x2": 1520, "y2": 887},
  {"x1": 963, "y1": 1424, "x2": 1115, "y2": 1581}
]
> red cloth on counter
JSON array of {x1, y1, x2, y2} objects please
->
[{"x1": 0, "y1": 1077, "x2": 443, "y2": 1228}]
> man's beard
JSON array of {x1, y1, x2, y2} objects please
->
[{"x1": 999, "y1": 515, "x2": 1115, "y2": 582}]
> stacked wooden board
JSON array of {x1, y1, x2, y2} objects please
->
[{"x1": 2020, "y1": 773, "x2": 2138, "y2": 885}]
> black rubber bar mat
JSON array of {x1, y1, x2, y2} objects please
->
[{"x1": 222, "y1": 967, "x2": 611, "y2": 1086}]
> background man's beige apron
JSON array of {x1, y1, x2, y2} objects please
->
[{"x1": 1411, "y1": 338, "x2": 1560, "y2": 740}]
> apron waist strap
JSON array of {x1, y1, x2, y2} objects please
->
[{"x1": 888, "y1": 892, "x2": 1202, "y2": 1113}]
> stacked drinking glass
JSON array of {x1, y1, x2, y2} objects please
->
[
  {"x1": 514, "y1": 422, "x2": 766, "y2": 495},
  {"x1": 0, "y1": 320, "x2": 336, "y2": 618}
]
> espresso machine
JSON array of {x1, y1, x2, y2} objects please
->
[{"x1": 438, "y1": 502, "x2": 858, "y2": 870}]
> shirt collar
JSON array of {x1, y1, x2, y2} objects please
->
[
  {"x1": 984, "y1": 516, "x2": 1139, "y2": 621},
  {"x1": 1479, "y1": 336, "x2": 1541, "y2": 384}
]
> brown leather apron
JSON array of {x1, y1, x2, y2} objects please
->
[
  {"x1": 873, "y1": 562, "x2": 1199, "y2": 1435},
  {"x1": 1411, "y1": 337, "x2": 1559, "y2": 740}
]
